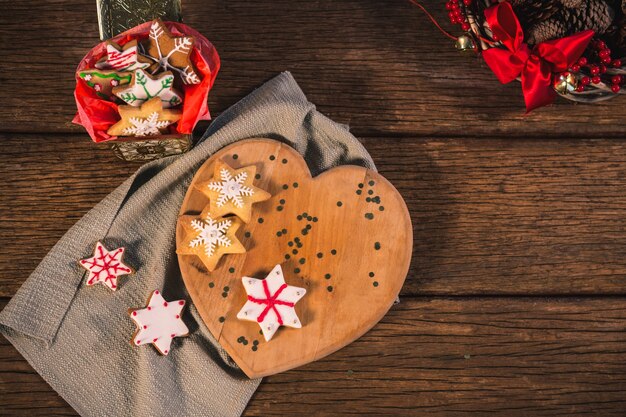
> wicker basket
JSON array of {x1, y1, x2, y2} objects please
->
[{"x1": 458, "y1": 0, "x2": 625, "y2": 103}]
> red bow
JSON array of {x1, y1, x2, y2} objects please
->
[{"x1": 482, "y1": 2, "x2": 594, "y2": 112}]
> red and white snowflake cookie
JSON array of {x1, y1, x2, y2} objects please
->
[
  {"x1": 79, "y1": 241, "x2": 134, "y2": 291},
  {"x1": 237, "y1": 264, "x2": 306, "y2": 342},
  {"x1": 128, "y1": 290, "x2": 190, "y2": 355}
]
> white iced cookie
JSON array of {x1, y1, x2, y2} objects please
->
[
  {"x1": 237, "y1": 264, "x2": 306, "y2": 342},
  {"x1": 79, "y1": 241, "x2": 133, "y2": 291},
  {"x1": 129, "y1": 290, "x2": 189, "y2": 355}
]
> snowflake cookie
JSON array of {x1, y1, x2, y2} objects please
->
[
  {"x1": 79, "y1": 241, "x2": 134, "y2": 291},
  {"x1": 77, "y1": 70, "x2": 132, "y2": 100},
  {"x1": 113, "y1": 68, "x2": 183, "y2": 108},
  {"x1": 107, "y1": 97, "x2": 181, "y2": 137},
  {"x1": 129, "y1": 290, "x2": 189, "y2": 355},
  {"x1": 237, "y1": 264, "x2": 306, "y2": 342},
  {"x1": 177, "y1": 205, "x2": 246, "y2": 272},
  {"x1": 196, "y1": 160, "x2": 271, "y2": 223},
  {"x1": 95, "y1": 39, "x2": 152, "y2": 72},
  {"x1": 143, "y1": 19, "x2": 201, "y2": 84}
]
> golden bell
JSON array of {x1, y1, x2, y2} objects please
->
[
  {"x1": 455, "y1": 35, "x2": 476, "y2": 52},
  {"x1": 553, "y1": 72, "x2": 578, "y2": 95}
]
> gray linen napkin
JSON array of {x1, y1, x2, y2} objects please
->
[{"x1": 0, "y1": 72, "x2": 375, "y2": 417}]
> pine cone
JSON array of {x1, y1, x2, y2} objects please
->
[
  {"x1": 526, "y1": 0, "x2": 616, "y2": 44},
  {"x1": 511, "y1": 0, "x2": 562, "y2": 30}
]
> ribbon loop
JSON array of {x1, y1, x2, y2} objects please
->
[{"x1": 481, "y1": 2, "x2": 594, "y2": 112}]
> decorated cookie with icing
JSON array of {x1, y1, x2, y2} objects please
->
[
  {"x1": 107, "y1": 97, "x2": 181, "y2": 137},
  {"x1": 77, "y1": 69, "x2": 132, "y2": 100},
  {"x1": 237, "y1": 264, "x2": 306, "y2": 342},
  {"x1": 79, "y1": 241, "x2": 134, "y2": 291},
  {"x1": 113, "y1": 68, "x2": 183, "y2": 108},
  {"x1": 129, "y1": 290, "x2": 189, "y2": 355},
  {"x1": 95, "y1": 39, "x2": 152, "y2": 72},
  {"x1": 143, "y1": 19, "x2": 201, "y2": 84},
  {"x1": 195, "y1": 160, "x2": 271, "y2": 224},
  {"x1": 177, "y1": 205, "x2": 246, "y2": 271}
]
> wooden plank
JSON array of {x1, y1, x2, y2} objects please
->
[
  {"x1": 3, "y1": 133, "x2": 626, "y2": 297},
  {"x1": 1, "y1": 0, "x2": 625, "y2": 137},
  {"x1": 2, "y1": 297, "x2": 626, "y2": 416}
]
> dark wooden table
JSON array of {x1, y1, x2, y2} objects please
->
[{"x1": 2, "y1": 1, "x2": 626, "y2": 415}]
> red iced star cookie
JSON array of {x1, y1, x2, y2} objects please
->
[{"x1": 79, "y1": 241, "x2": 134, "y2": 291}]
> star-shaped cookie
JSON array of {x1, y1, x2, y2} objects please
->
[
  {"x1": 79, "y1": 241, "x2": 134, "y2": 291},
  {"x1": 95, "y1": 39, "x2": 151, "y2": 72},
  {"x1": 143, "y1": 19, "x2": 201, "y2": 84},
  {"x1": 237, "y1": 264, "x2": 306, "y2": 342},
  {"x1": 113, "y1": 68, "x2": 183, "y2": 108},
  {"x1": 107, "y1": 97, "x2": 181, "y2": 137},
  {"x1": 77, "y1": 69, "x2": 132, "y2": 100},
  {"x1": 195, "y1": 160, "x2": 271, "y2": 223},
  {"x1": 177, "y1": 205, "x2": 246, "y2": 271},
  {"x1": 129, "y1": 290, "x2": 189, "y2": 355}
]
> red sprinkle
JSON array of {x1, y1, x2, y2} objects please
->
[
  {"x1": 153, "y1": 338, "x2": 158, "y2": 342},
  {"x1": 171, "y1": 333, "x2": 175, "y2": 338},
  {"x1": 143, "y1": 325, "x2": 147, "y2": 329},
  {"x1": 179, "y1": 300, "x2": 184, "y2": 305},
  {"x1": 132, "y1": 311, "x2": 137, "y2": 316},
  {"x1": 164, "y1": 302, "x2": 168, "y2": 307},
  {"x1": 155, "y1": 290, "x2": 159, "y2": 294}
]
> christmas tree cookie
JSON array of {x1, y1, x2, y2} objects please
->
[
  {"x1": 107, "y1": 97, "x2": 181, "y2": 137},
  {"x1": 129, "y1": 290, "x2": 189, "y2": 355},
  {"x1": 95, "y1": 39, "x2": 151, "y2": 72},
  {"x1": 237, "y1": 264, "x2": 306, "y2": 342},
  {"x1": 113, "y1": 69, "x2": 183, "y2": 108},
  {"x1": 77, "y1": 70, "x2": 132, "y2": 100},
  {"x1": 143, "y1": 19, "x2": 201, "y2": 84},
  {"x1": 177, "y1": 205, "x2": 246, "y2": 272},
  {"x1": 79, "y1": 241, "x2": 134, "y2": 291},
  {"x1": 196, "y1": 160, "x2": 271, "y2": 224}
]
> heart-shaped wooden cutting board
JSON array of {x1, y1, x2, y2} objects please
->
[{"x1": 176, "y1": 139, "x2": 412, "y2": 378}]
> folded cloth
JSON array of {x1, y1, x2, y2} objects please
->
[{"x1": 0, "y1": 72, "x2": 375, "y2": 417}]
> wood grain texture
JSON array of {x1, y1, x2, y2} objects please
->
[
  {"x1": 3, "y1": 133, "x2": 626, "y2": 297},
  {"x1": 0, "y1": 0, "x2": 624, "y2": 137},
  {"x1": 3, "y1": 297, "x2": 626, "y2": 416},
  {"x1": 176, "y1": 139, "x2": 412, "y2": 377}
]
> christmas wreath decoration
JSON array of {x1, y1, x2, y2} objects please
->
[{"x1": 443, "y1": 0, "x2": 626, "y2": 111}]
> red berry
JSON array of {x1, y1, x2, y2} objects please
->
[
  {"x1": 592, "y1": 76, "x2": 601, "y2": 84},
  {"x1": 570, "y1": 64, "x2": 581, "y2": 72},
  {"x1": 596, "y1": 40, "x2": 606, "y2": 50},
  {"x1": 578, "y1": 57, "x2": 588, "y2": 66},
  {"x1": 599, "y1": 65, "x2": 607, "y2": 74},
  {"x1": 581, "y1": 76, "x2": 591, "y2": 85},
  {"x1": 463, "y1": 0, "x2": 472, "y2": 5},
  {"x1": 590, "y1": 65, "x2": 599, "y2": 75},
  {"x1": 612, "y1": 59, "x2": 622, "y2": 67},
  {"x1": 612, "y1": 75, "x2": 623, "y2": 85},
  {"x1": 599, "y1": 50, "x2": 610, "y2": 59},
  {"x1": 461, "y1": 22, "x2": 471, "y2": 31},
  {"x1": 602, "y1": 57, "x2": 612, "y2": 65},
  {"x1": 575, "y1": 85, "x2": 585, "y2": 92},
  {"x1": 611, "y1": 84, "x2": 621, "y2": 93}
]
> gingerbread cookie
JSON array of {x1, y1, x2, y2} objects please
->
[
  {"x1": 237, "y1": 264, "x2": 306, "y2": 342},
  {"x1": 95, "y1": 39, "x2": 152, "y2": 72},
  {"x1": 113, "y1": 68, "x2": 182, "y2": 108},
  {"x1": 107, "y1": 97, "x2": 181, "y2": 137},
  {"x1": 129, "y1": 290, "x2": 189, "y2": 355},
  {"x1": 195, "y1": 160, "x2": 271, "y2": 223},
  {"x1": 177, "y1": 205, "x2": 245, "y2": 272},
  {"x1": 79, "y1": 241, "x2": 134, "y2": 291},
  {"x1": 78, "y1": 70, "x2": 132, "y2": 100},
  {"x1": 143, "y1": 19, "x2": 201, "y2": 84}
]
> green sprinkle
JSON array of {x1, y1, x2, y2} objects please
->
[
  {"x1": 302, "y1": 212, "x2": 308, "y2": 217},
  {"x1": 325, "y1": 273, "x2": 331, "y2": 279},
  {"x1": 293, "y1": 249, "x2": 298, "y2": 255},
  {"x1": 374, "y1": 242, "x2": 381, "y2": 250},
  {"x1": 293, "y1": 182, "x2": 299, "y2": 188},
  {"x1": 327, "y1": 286, "x2": 333, "y2": 292},
  {"x1": 366, "y1": 197, "x2": 371, "y2": 202},
  {"x1": 337, "y1": 201, "x2": 343, "y2": 207},
  {"x1": 277, "y1": 206, "x2": 284, "y2": 211},
  {"x1": 223, "y1": 286, "x2": 230, "y2": 292},
  {"x1": 306, "y1": 224, "x2": 312, "y2": 230},
  {"x1": 209, "y1": 282, "x2": 215, "y2": 288},
  {"x1": 297, "y1": 215, "x2": 303, "y2": 221},
  {"x1": 369, "y1": 180, "x2": 375, "y2": 186},
  {"x1": 312, "y1": 217, "x2": 318, "y2": 222},
  {"x1": 331, "y1": 249, "x2": 337, "y2": 255},
  {"x1": 232, "y1": 154, "x2": 238, "y2": 160},
  {"x1": 285, "y1": 254, "x2": 291, "y2": 260},
  {"x1": 277, "y1": 231, "x2": 282, "y2": 237},
  {"x1": 258, "y1": 218, "x2": 264, "y2": 224},
  {"x1": 356, "y1": 190, "x2": 362, "y2": 195},
  {"x1": 283, "y1": 184, "x2": 289, "y2": 190},
  {"x1": 237, "y1": 336, "x2": 244, "y2": 343},
  {"x1": 229, "y1": 267, "x2": 235, "y2": 273},
  {"x1": 255, "y1": 174, "x2": 261, "y2": 180},
  {"x1": 358, "y1": 183, "x2": 364, "y2": 188},
  {"x1": 299, "y1": 258, "x2": 306, "y2": 264},
  {"x1": 243, "y1": 340, "x2": 249, "y2": 345},
  {"x1": 244, "y1": 232, "x2": 251, "y2": 238},
  {"x1": 288, "y1": 241, "x2": 294, "y2": 247},
  {"x1": 222, "y1": 292, "x2": 228, "y2": 298},
  {"x1": 294, "y1": 268, "x2": 301, "y2": 274},
  {"x1": 373, "y1": 281, "x2": 379, "y2": 287},
  {"x1": 282, "y1": 229, "x2": 287, "y2": 234},
  {"x1": 317, "y1": 252, "x2": 323, "y2": 258},
  {"x1": 368, "y1": 190, "x2": 373, "y2": 195},
  {"x1": 302, "y1": 229, "x2": 309, "y2": 235},
  {"x1": 369, "y1": 272, "x2": 375, "y2": 277},
  {"x1": 253, "y1": 340, "x2": 259, "y2": 345},
  {"x1": 379, "y1": 206, "x2": 385, "y2": 211},
  {"x1": 365, "y1": 213, "x2": 374, "y2": 220},
  {"x1": 219, "y1": 316, "x2": 225, "y2": 323},
  {"x1": 269, "y1": 155, "x2": 275, "y2": 161},
  {"x1": 282, "y1": 158, "x2": 288, "y2": 164},
  {"x1": 252, "y1": 345, "x2": 258, "y2": 351},
  {"x1": 280, "y1": 199, "x2": 286, "y2": 204}
]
